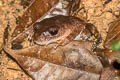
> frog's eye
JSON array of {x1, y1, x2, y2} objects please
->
[
  {"x1": 33, "y1": 22, "x2": 59, "y2": 37},
  {"x1": 33, "y1": 24, "x2": 60, "y2": 45},
  {"x1": 47, "y1": 27, "x2": 59, "y2": 36}
]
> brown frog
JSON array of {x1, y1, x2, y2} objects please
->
[{"x1": 32, "y1": 15, "x2": 99, "y2": 46}]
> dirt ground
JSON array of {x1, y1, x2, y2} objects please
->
[{"x1": 0, "y1": 0, "x2": 120, "y2": 80}]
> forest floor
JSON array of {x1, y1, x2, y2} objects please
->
[{"x1": 0, "y1": 0, "x2": 120, "y2": 80}]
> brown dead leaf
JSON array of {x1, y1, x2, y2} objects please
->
[{"x1": 4, "y1": 41, "x2": 101, "y2": 80}]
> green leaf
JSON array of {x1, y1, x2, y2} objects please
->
[{"x1": 112, "y1": 41, "x2": 120, "y2": 51}]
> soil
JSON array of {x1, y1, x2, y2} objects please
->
[{"x1": 0, "y1": 0, "x2": 120, "y2": 80}]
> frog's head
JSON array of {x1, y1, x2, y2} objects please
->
[{"x1": 33, "y1": 15, "x2": 82, "y2": 46}]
